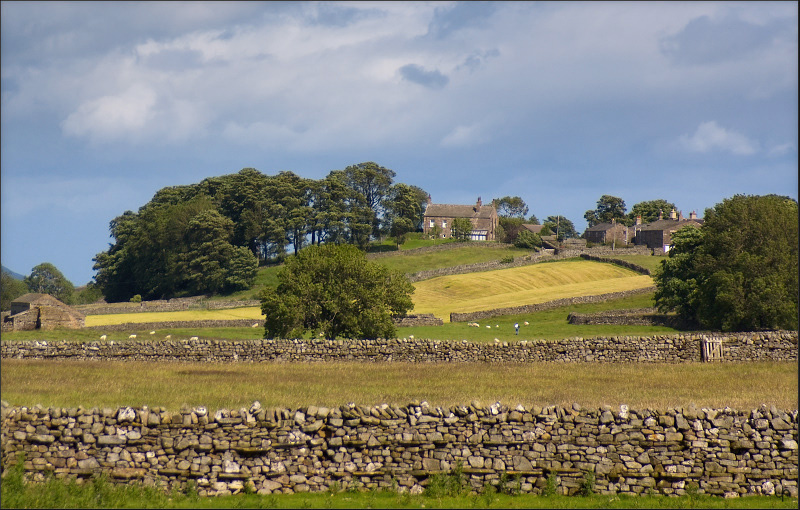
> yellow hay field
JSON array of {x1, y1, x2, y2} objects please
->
[
  {"x1": 412, "y1": 259, "x2": 654, "y2": 321},
  {"x1": 85, "y1": 307, "x2": 264, "y2": 327}
]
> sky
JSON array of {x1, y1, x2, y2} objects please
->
[{"x1": 1, "y1": 1, "x2": 797, "y2": 286}]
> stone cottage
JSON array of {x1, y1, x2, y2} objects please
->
[
  {"x1": 635, "y1": 209, "x2": 703, "y2": 252},
  {"x1": 423, "y1": 197, "x2": 499, "y2": 241},
  {"x1": 584, "y1": 220, "x2": 631, "y2": 246},
  {"x1": 1, "y1": 293, "x2": 85, "y2": 332}
]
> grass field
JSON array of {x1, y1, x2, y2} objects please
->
[
  {"x1": 84, "y1": 307, "x2": 264, "y2": 327},
  {"x1": 2, "y1": 358, "x2": 795, "y2": 411},
  {"x1": 413, "y1": 259, "x2": 654, "y2": 321}
]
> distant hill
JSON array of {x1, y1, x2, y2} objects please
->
[{"x1": 2, "y1": 265, "x2": 25, "y2": 280}]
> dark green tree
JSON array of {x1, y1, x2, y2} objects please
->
[
  {"x1": 628, "y1": 199, "x2": 677, "y2": 224},
  {"x1": 542, "y1": 215, "x2": 577, "y2": 240},
  {"x1": 262, "y1": 244, "x2": 414, "y2": 340},
  {"x1": 341, "y1": 162, "x2": 396, "y2": 239},
  {"x1": 654, "y1": 195, "x2": 798, "y2": 331},
  {"x1": 514, "y1": 229, "x2": 542, "y2": 249},
  {"x1": 386, "y1": 183, "x2": 425, "y2": 246},
  {"x1": 1, "y1": 272, "x2": 29, "y2": 310},
  {"x1": 527, "y1": 214, "x2": 540, "y2": 225},
  {"x1": 24, "y1": 263, "x2": 75, "y2": 304},
  {"x1": 585, "y1": 195, "x2": 627, "y2": 227},
  {"x1": 493, "y1": 196, "x2": 529, "y2": 218},
  {"x1": 451, "y1": 217, "x2": 474, "y2": 241}
]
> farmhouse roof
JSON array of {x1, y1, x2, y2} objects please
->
[
  {"x1": 639, "y1": 218, "x2": 703, "y2": 231},
  {"x1": 425, "y1": 203, "x2": 496, "y2": 219},
  {"x1": 585, "y1": 222, "x2": 624, "y2": 232},
  {"x1": 521, "y1": 224, "x2": 544, "y2": 234}
]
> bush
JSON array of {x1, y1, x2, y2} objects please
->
[{"x1": 129, "y1": 294, "x2": 142, "y2": 303}]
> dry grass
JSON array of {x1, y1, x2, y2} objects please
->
[
  {"x1": 413, "y1": 260, "x2": 654, "y2": 321},
  {"x1": 2, "y1": 359, "x2": 795, "y2": 412},
  {"x1": 84, "y1": 307, "x2": 264, "y2": 327}
]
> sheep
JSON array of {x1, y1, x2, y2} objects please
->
[
  {"x1": 128, "y1": 334, "x2": 137, "y2": 339},
  {"x1": 189, "y1": 336, "x2": 199, "y2": 341},
  {"x1": 486, "y1": 325, "x2": 491, "y2": 329},
  {"x1": 149, "y1": 330, "x2": 156, "y2": 335},
  {"x1": 99, "y1": 334, "x2": 107, "y2": 341},
  {"x1": 165, "y1": 335, "x2": 171, "y2": 339},
  {"x1": 251, "y1": 323, "x2": 259, "y2": 328},
  {"x1": 409, "y1": 335, "x2": 414, "y2": 339},
  {"x1": 524, "y1": 321, "x2": 529, "y2": 326}
]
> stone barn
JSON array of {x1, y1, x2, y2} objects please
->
[{"x1": 1, "y1": 293, "x2": 85, "y2": 332}]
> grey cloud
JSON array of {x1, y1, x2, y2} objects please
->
[
  {"x1": 458, "y1": 48, "x2": 500, "y2": 72},
  {"x1": 306, "y1": 3, "x2": 384, "y2": 27},
  {"x1": 660, "y1": 15, "x2": 793, "y2": 66},
  {"x1": 427, "y1": 1, "x2": 498, "y2": 39},
  {"x1": 399, "y1": 64, "x2": 449, "y2": 89}
]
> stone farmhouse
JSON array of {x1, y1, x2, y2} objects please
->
[
  {"x1": 633, "y1": 209, "x2": 703, "y2": 252},
  {"x1": 1, "y1": 293, "x2": 85, "y2": 332},
  {"x1": 584, "y1": 221, "x2": 631, "y2": 246},
  {"x1": 423, "y1": 197, "x2": 499, "y2": 241}
]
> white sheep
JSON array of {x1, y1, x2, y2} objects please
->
[
  {"x1": 524, "y1": 321, "x2": 529, "y2": 326},
  {"x1": 128, "y1": 334, "x2": 137, "y2": 339},
  {"x1": 165, "y1": 335, "x2": 171, "y2": 339},
  {"x1": 99, "y1": 334, "x2": 107, "y2": 341},
  {"x1": 251, "y1": 323, "x2": 259, "y2": 328},
  {"x1": 149, "y1": 330, "x2": 156, "y2": 335},
  {"x1": 486, "y1": 325, "x2": 491, "y2": 329}
]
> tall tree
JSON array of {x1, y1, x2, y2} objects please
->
[
  {"x1": 1, "y1": 272, "x2": 29, "y2": 310},
  {"x1": 654, "y1": 194, "x2": 798, "y2": 331},
  {"x1": 585, "y1": 195, "x2": 627, "y2": 227},
  {"x1": 341, "y1": 162, "x2": 396, "y2": 239},
  {"x1": 628, "y1": 199, "x2": 677, "y2": 224},
  {"x1": 451, "y1": 217, "x2": 474, "y2": 241},
  {"x1": 493, "y1": 196, "x2": 529, "y2": 218},
  {"x1": 261, "y1": 244, "x2": 414, "y2": 340},
  {"x1": 24, "y1": 263, "x2": 75, "y2": 304},
  {"x1": 385, "y1": 183, "x2": 427, "y2": 246},
  {"x1": 542, "y1": 215, "x2": 577, "y2": 240}
]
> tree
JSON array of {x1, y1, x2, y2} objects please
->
[
  {"x1": 341, "y1": 162, "x2": 396, "y2": 239},
  {"x1": 542, "y1": 215, "x2": 577, "y2": 240},
  {"x1": 585, "y1": 195, "x2": 627, "y2": 227},
  {"x1": 24, "y1": 263, "x2": 75, "y2": 304},
  {"x1": 493, "y1": 196, "x2": 529, "y2": 218},
  {"x1": 261, "y1": 244, "x2": 414, "y2": 340},
  {"x1": 451, "y1": 217, "x2": 474, "y2": 241},
  {"x1": 628, "y1": 199, "x2": 677, "y2": 224},
  {"x1": 654, "y1": 195, "x2": 798, "y2": 331},
  {"x1": 527, "y1": 214, "x2": 540, "y2": 225},
  {"x1": 514, "y1": 229, "x2": 542, "y2": 249},
  {"x1": 1, "y1": 272, "x2": 29, "y2": 310},
  {"x1": 385, "y1": 183, "x2": 426, "y2": 246}
]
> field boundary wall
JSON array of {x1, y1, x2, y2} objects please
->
[
  {"x1": 2, "y1": 331, "x2": 795, "y2": 364},
  {"x1": 1, "y1": 401, "x2": 796, "y2": 498}
]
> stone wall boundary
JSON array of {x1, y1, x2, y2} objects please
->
[
  {"x1": 1, "y1": 401, "x2": 796, "y2": 498},
  {"x1": 2, "y1": 331, "x2": 796, "y2": 364},
  {"x1": 75, "y1": 300, "x2": 261, "y2": 316}
]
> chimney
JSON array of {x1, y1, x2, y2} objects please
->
[
  {"x1": 669, "y1": 208, "x2": 677, "y2": 220},
  {"x1": 689, "y1": 210, "x2": 697, "y2": 219},
  {"x1": 476, "y1": 197, "x2": 482, "y2": 208},
  {"x1": 635, "y1": 215, "x2": 642, "y2": 226},
  {"x1": 427, "y1": 194, "x2": 432, "y2": 206},
  {"x1": 658, "y1": 209, "x2": 663, "y2": 220},
  {"x1": 678, "y1": 210, "x2": 684, "y2": 221}
]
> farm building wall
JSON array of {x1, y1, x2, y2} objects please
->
[
  {"x1": 1, "y1": 401, "x2": 796, "y2": 498},
  {"x1": 2, "y1": 331, "x2": 796, "y2": 364}
]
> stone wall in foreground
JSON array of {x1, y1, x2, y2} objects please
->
[
  {"x1": 1, "y1": 331, "x2": 796, "y2": 363},
  {"x1": 1, "y1": 402, "x2": 796, "y2": 498}
]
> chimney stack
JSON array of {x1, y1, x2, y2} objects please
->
[
  {"x1": 669, "y1": 208, "x2": 677, "y2": 220},
  {"x1": 689, "y1": 210, "x2": 697, "y2": 219},
  {"x1": 476, "y1": 196, "x2": 482, "y2": 208},
  {"x1": 427, "y1": 194, "x2": 432, "y2": 206},
  {"x1": 635, "y1": 215, "x2": 642, "y2": 226},
  {"x1": 658, "y1": 209, "x2": 663, "y2": 220}
]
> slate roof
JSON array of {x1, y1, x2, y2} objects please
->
[
  {"x1": 521, "y1": 224, "x2": 544, "y2": 234},
  {"x1": 638, "y1": 219, "x2": 703, "y2": 231},
  {"x1": 425, "y1": 203, "x2": 496, "y2": 219},
  {"x1": 585, "y1": 222, "x2": 624, "y2": 232}
]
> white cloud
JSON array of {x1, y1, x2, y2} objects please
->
[
  {"x1": 61, "y1": 84, "x2": 158, "y2": 142},
  {"x1": 440, "y1": 123, "x2": 487, "y2": 148},
  {"x1": 678, "y1": 121, "x2": 759, "y2": 155},
  {"x1": 767, "y1": 142, "x2": 797, "y2": 157}
]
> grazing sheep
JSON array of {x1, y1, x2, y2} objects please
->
[
  {"x1": 189, "y1": 336, "x2": 199, "y2": 341},
  {"x1": 128, "y1": 334, "x2": 137, "y2": 339},
  {"x1": 486, "y1": 325, "x2": 491, "y2": 329},
  {"x1": 165, "y1": 335, "x2": 171, "y2": 339},
  {"x1": 524, "y1": 321, "x2": 529, "y2": 326},
  {"x1": 149, "y1": 330, "x2": 155, "y2": 335},
  {"x1": 251, "y1": 323, "x2": 259, "y2": 328},
  {"x1": 495, "y1": 325, "x2": 499, "y2": 328},
  {"x1": 99, "y1": 335, "x2": 107, "y2": 341}
]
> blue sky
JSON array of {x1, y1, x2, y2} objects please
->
[{"x1": 2, "y1": 1, "x2": 797, "y2": 285}]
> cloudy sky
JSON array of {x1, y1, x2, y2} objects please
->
[{"x1": 2, "y1": 1, "x2": 797, "y2": 285}]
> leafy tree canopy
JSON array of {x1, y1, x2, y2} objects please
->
[
  {"x1": 628, "y1": 199, "x2": 677, "y2": 224},
  {"x1": 514, "y1": 229, "x2": 542, "y2": 249},
  {"x1": 654, "y1": 194, "x2": 798, "y2": 332},
  {"x1": 493, "y1": 196, "x2": 529, "y2": 218},
  {"x1": 261, "y1": 244, "x2": 414, "y2": 340},
  {"x1": 24, "y1": 263, "x2": 74, "y2": 304},
  {"x1": 542, "y1": 215, "x2": 577, "y2": 240},
  {"x1": 584, "y1": 195, "x2": 626, "y2": 227},
  {"x1": 451, "y1": 217, "x2": 474, "y2": 241},
  {"x1": 1, "y1": 272, "x2": 29, "y2": 310}
]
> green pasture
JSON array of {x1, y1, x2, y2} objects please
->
[{"x1": 2, "y1": 358, "x2": 795, "y2": 411}]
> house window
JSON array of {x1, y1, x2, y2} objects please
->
[
  {"x1": 429, "y1": 219, "x2": 434, "y2": 228},
  {"x1": 442, "y1": 220, "x2": 447, "y2": 228}
]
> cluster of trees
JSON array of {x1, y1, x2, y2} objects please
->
[
  {"x1": 654, "y1": 194, "x2": 798, "y2": 332},
  {"x1": 584, "y1": 195, "x2": 678, "y2": 228},
  {"x1": 93, "y1": 163, "x2": 428, "y2": 302},
  {"x1": 1, "y1": 263, "x2": 102, "y2": 310},
  {"x1": 261, "y1": 244, "x2": 414, "y2": 340},
  {"x1": 491, "y1": 196, "x2": 576, "y2": 246}
]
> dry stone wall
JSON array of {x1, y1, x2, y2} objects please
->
[
  {"x1": 1, "y1": 401, "x2": 796, "y2": 498},
  {"x1": 75, "y1": 300, "x2": 260, "y2": 316},
  {"x1": 2, "y1": 331, "x2": 796, "y2": 364}
]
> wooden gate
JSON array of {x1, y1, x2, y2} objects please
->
[{"x1": 701, "y1": 337, "x2": 723, "y2": 362}]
